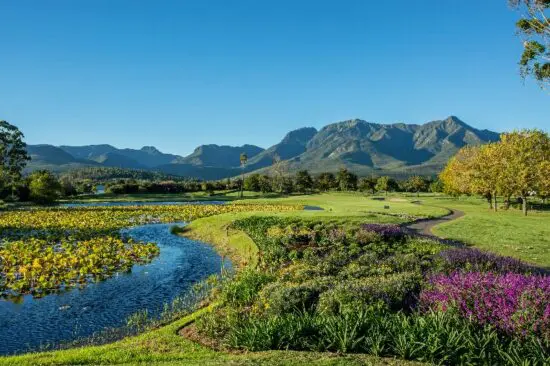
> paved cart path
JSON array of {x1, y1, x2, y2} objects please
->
[{"x1": 406, "y1": 208, "x2": 465, "y2": 237}]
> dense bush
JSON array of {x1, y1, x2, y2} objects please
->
[
  {"x1": 361, "y1": 223, "x2": 409, "y2": 240},
  {"x1": 28, "y1": 170, "x2": 62, "y2": 204},
  {"x1": 219, "y1": 269, "x2": 275, "y2": 306},
  {"x1": 316, "y1": 272, "x2": 421, "y2": 315}
]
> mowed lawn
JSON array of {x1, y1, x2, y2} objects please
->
[
  {"x1": 419, "y1": 196, "x2": 550, "y2": 268},
  {"x1": 241, "y1": 192, "x2": 450, "y2": 219}
]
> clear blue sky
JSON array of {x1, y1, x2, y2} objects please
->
[{"x1": 1, "y1": 0, "x2": 548, "y2": 156}]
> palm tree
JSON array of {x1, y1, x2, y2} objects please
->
[{"x1": 239, "y1": 153, "x2": 248, "y2": 198}]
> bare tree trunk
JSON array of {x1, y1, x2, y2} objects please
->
[
  {"x1": 493, "y1": 192, "x2": 498, "y2": 212},
  {"x1": 522, "y1": 196, "x2": 528, "y2": 216},
  {"x1": 486, "y1": 193, "x2": 493, "y2": 209},
  {"x1": 240, "y1": 171, "x2": 244, "y2": 199},
  {"x1": 504, "y1": 195, "x2": 511, "y2": 210}
]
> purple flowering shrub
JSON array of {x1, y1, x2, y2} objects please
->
[
  {"x1": 437, "y1": 247, "x2": 535, "y2": 274},
  {"x1": 420, "y1": 271, "x2": 550, "y2": 340},
  {"x1": 361, "y1": 224, "x2": 409, "y2": 240}
]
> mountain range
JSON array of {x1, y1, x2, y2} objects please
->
[{"x1": 26, "y1": 116, "x2": 500, "y2": 180}]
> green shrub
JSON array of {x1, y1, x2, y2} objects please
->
[
  {"x1": 354, "y1": 229, "x2": 381, "y2": 245},
  {"x1": 220, "y1": 269, "x2": 275, "y2": 306},
  {"x1": 317, "y1": 273, "x2": 422, "y2": 315},
  {"x1": 195, "y1": 307, "x2": 242, "y2": 340},
  {"x1": 258, "y1": 279, "x2": 330, "y2": 316},
  {"x1": 226, "y1": 312, "x2": 319, "y2": 351}
]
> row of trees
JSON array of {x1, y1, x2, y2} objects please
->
[
  {"x1": 102, "y1": 170, "x2": 440, "y2": 197},
  {"x1": 440, "y1": 129, "x2": 550, "y2": 215},
  {"x1": 243, "y1": 168, "x2": 440, "y2": 196}
]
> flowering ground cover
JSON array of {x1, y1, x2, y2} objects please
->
[{"x1": 420, "y1": 271, "x2": 550, "y2": 340}]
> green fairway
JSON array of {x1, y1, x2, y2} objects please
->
[
  {"x1": 418, "y1": 196, "x2": 550, "y2": 268},
  {"x1": 241, "y1": 192, "x2": 450, "y2": 218}
]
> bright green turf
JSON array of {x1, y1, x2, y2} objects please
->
[
  {"x1": 418, "y1": 196, "x2": 550, "y2": 268},
  {"x1": 240, "y1": 192, "x2": 450, "y2": 218}
]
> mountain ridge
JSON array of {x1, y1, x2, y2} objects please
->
[{"x1": 26, "y1": 116, "x2": 500, "y2": 179}]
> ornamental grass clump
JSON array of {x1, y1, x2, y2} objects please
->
[{"x1": 420, "y1": 271, "x2": 550, "y2": 340}]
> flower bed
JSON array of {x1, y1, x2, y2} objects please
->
[{"x1": 420, "y1": 271, "x2": 550, "y2": 339}]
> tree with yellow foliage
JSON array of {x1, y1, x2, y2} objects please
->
[
  {"x1": 440, "y1": 129, "x2": 550, "y2": 215},
  {"x1": 440, "y1": 145, "x2": 497, "y2": 209},
  {"x1": 498, "y1": 130, "x2": 550, "y2": 215}
]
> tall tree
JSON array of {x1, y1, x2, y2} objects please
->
[
  {"x1": 440, "y1": 144, "x2": 499, "y2": 209},
  {"x1": 538, "y1": 161, "x2": 550, "y2": 202},
  {"x1": 358, "y1": 177, "x2": 377, "y2": 194},
  {"x1": 375, "y1": 176, "x2": 397, "y2": 196},
  {"x1": 295, "y1": 170, "x2": 313, "y2": 193},
  {"x1": 315, "y1": 172, "x2": 336, "y2": 191},
  {"x1": 0, "y1": 121, "x2": 30, "y2": 199},
  {"x1": 404, "y1": 176, "x2": 428, "y2": 197},
  {"x1": 336, "y1": 167, "x2": 358, "y2": 191},
  {"x1": 441, "y1": 129, "x2": 550, "y2": 215},
  {"x1": 258, "y1": 175, "x2": 273, "y2": 193},
  {"x1": 429, "y1": 179, "x2": 445, "y2": 193},
  {"x1": 472, "y1": 144, "x2": 502, "y2": 211},
  {"x1": 28, "y1": 170, "x2": 61, "y2": 204},
  {"x1": 244, "y1": 173, "x2": 261, "y2": 192},
  {"x1": 510, "y1": 0, "x2": 550, "y2": 89},
  {"x1": 271, "y1": 154, "x2": 289, "y2": 193},
  {"x1": 440, "y1": 146, "x2": 479, "y2": 197},
  {"x1": 239, "y1": 152, "x2": 248, "y2": 198}
]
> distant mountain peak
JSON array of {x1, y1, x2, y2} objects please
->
[
  {"x1": 140, "y1": 146, "x2": 162, "y2": 155},
  {"x1": 281, "y1": 127, "x2": 318, "y2": 144}
]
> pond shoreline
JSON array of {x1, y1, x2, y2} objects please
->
[{"x1": 0, "y1": 222, "x2": 231, "y2": 356}]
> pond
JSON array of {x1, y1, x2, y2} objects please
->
[{"x1": 0, "y1": 223, "x2": 231, "y2": 355}]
